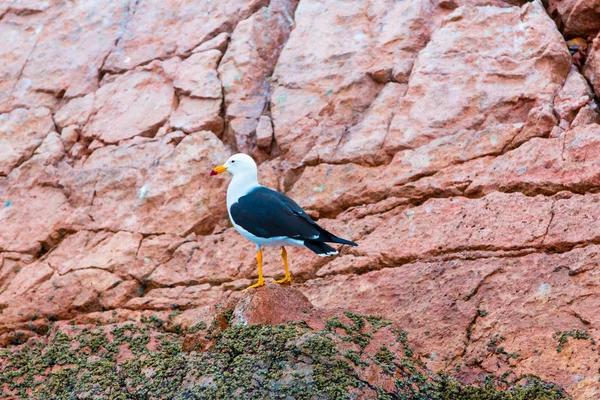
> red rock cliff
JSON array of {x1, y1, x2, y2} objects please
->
[{"x1": 1, "y1": 0, "x2": 599, "y2": 397}]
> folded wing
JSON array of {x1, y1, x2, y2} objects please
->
[{"x1": 230, "y1": 187, "x2": 322, "y2": 240}]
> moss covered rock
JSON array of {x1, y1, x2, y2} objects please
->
[{"x1": 0, "y1": 309, "x2": 567, "y2": 399}]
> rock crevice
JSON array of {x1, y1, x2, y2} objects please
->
[{"x1": 2, "y1": 0, "x2": 600, "y2": 397}]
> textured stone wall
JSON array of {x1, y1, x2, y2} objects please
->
[{"x1": 1, "y1": 0, "x2": 600, "y2": 397}]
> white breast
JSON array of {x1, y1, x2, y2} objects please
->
[{"x1": 226, "y1": 174, "x2": 259, "y2": 210}]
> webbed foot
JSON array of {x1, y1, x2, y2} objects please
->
[
  {"x1": 243, "y1": 278, "x2": 266, "y2": 292},
  {"x1": 273, "y1": 275, "x2": 292, "y2": 285}
]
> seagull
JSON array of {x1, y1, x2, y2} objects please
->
[{"x1": 210, "y1": 153, "x2": 357, "y2": 290}]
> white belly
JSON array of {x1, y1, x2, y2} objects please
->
[{"x1": 231, "y1": 219, "x2": 304, "y2": 248}]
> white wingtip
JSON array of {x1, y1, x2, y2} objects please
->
[{"x1": 317, "y1": 250, "x2": 339, "y2": 257}]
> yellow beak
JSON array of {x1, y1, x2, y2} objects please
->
[{"x1": 210, "y1": 165, "x2": 227, "y2": 176}]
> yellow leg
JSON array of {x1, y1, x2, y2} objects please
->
[
  {"x1": 243, "y1": 249, "x2": 265, "y2": 291},
  {"x1": 274, "y1": 247, "x2": 292, "y2": 285}
]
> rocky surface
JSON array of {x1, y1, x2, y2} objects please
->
[
  {"x1": 1, "y1": 0, "x2": 600, "y2": 398},
  {"x1": 0, "y1": 286, "x2": 568, "y2": 399}
]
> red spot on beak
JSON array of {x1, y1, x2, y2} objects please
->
[{"x1": 210, "y1": 169, "x2": 217, "y2": 176}]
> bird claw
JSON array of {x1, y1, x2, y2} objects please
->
[
  {"x1": 243, "y1": 278, "x2": 266, "y2": 292},
  {"x1": 273, "y1": 276, "x2": 292, "y2": 285}
]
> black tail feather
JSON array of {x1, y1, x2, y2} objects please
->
[
  {"x1": 303, "y1": 241, "x2": 339, "y2": 257},
  {"x1": 314, "y1": 225, "x2": 358, "y2": 247},
  {"x1": 329, "y1": 235, "x2": 358, "y2": 246}
]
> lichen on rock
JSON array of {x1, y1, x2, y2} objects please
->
[{"x1": 0, "y1": 290, "x2": 567, "y2": 399}]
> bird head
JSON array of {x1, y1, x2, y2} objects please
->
[{"x1": 210, "y1": 153, "x2": 257, "y2": 177}]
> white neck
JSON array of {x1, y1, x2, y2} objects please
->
[{"x1": 226, "y1": 170, "x2": 260, "y2": 208}]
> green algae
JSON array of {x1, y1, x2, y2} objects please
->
[
  {"x1": 181, "y1": 322, "x2": 363, "y2": 399},
  {"x1": 0, "y1": 312, "x2": 568, "y2": 399},
  {"x1": 391, "y1": 374, "x2": 567, "y2": 400},
  {"x1": 553, "y1": 329, "x2": 596, "y2": 353},
  {"x1": 485, "y1": 334, "x2": 520, "y2": 363},
  {"x1": 344, "y1": 349, "x2": 369, "y2": 368},
  {"x1": 373, "y1": 345, "x2": 396, "y2": 375},
  {"x1": 393, "y1": 328, "x2": 415, "y2": 358},
  {"x1": 188, "y1": 321, "x2": 207, "y2": 334}
]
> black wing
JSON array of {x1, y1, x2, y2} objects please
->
[{"x1": 230, "y1": 187, "x2": 321, "y2": 240}]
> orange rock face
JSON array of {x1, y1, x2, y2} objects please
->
[{"x1": 1, "y1": 0, "x2": 599, "y2": 397}]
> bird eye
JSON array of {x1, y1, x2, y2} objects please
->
[{"x1": 231, "y1": 160, "x2": 236, "y2": 164}]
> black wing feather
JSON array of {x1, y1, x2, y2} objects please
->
[{"x1": 230, "y1": 187, "x2": 321, "y2": 240}]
